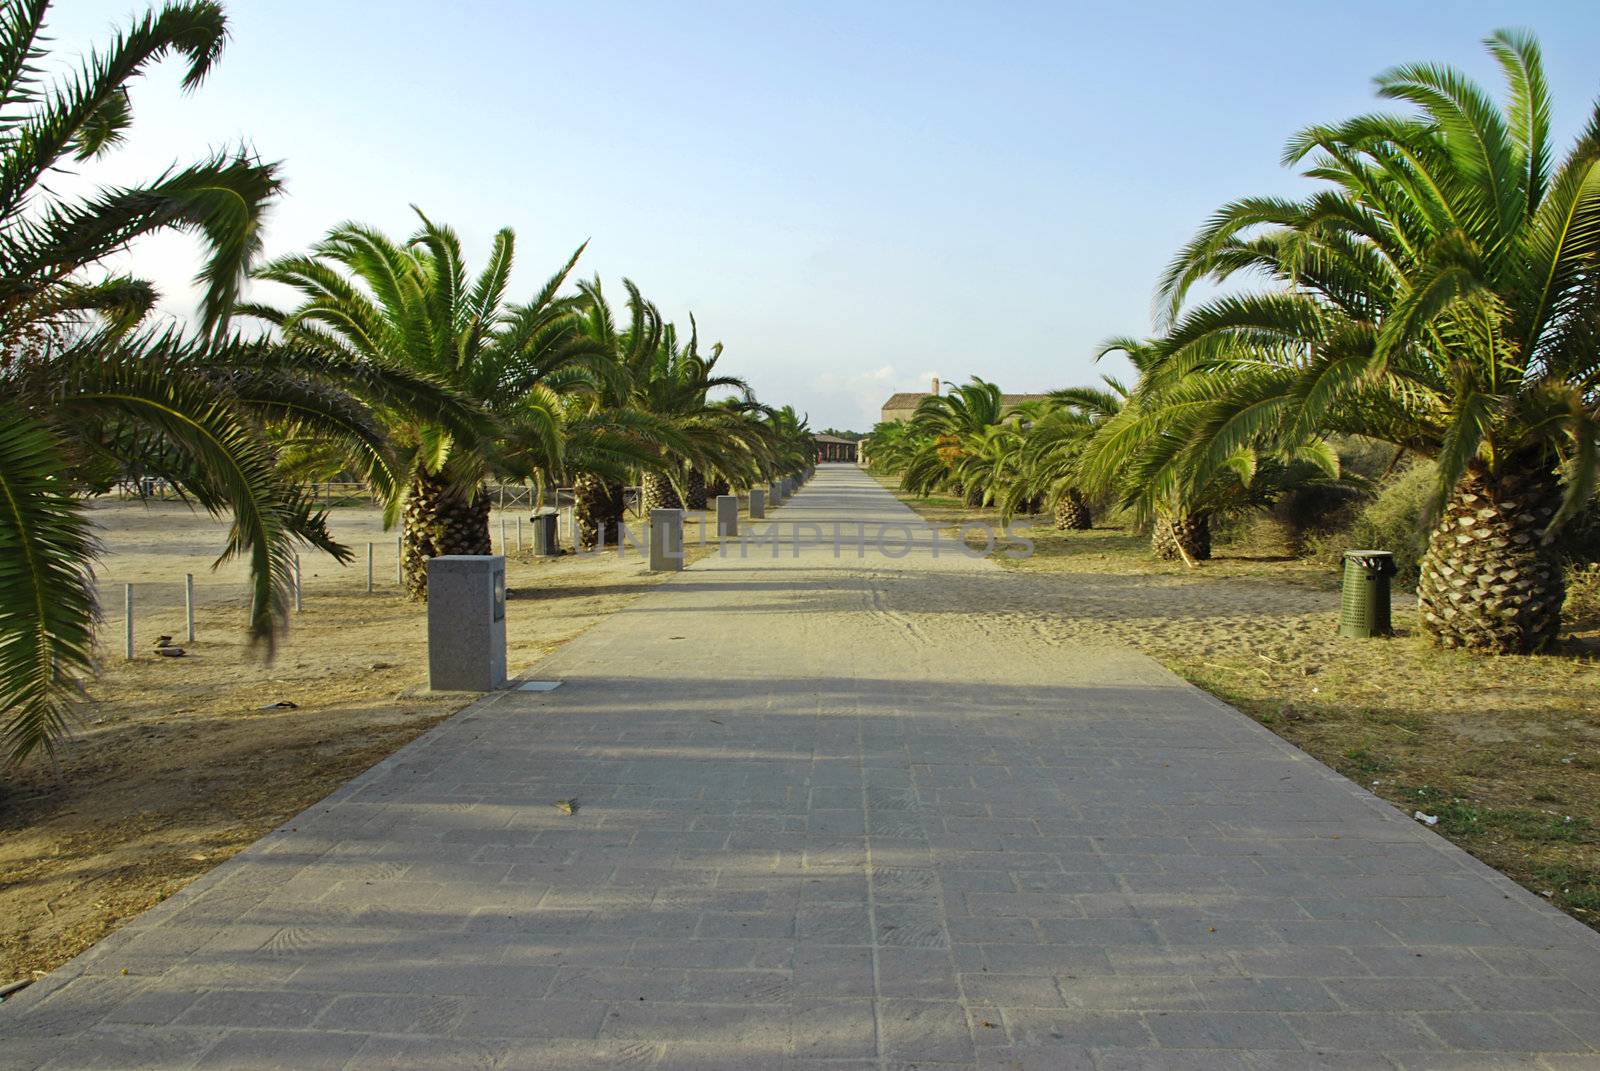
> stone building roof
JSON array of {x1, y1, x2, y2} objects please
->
[
  {"x1": 880, "y1": 392, "x2": 1050, "y2": 415},
  {"x1": 881, "y1": 392, "x2": 934, "y2": 411}
]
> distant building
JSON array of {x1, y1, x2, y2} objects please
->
[
  {"x1": 813, "y1": 433, "x2": 858, "y2": 463},
  {"x1": 879, "y1": 377, "x2": 1048, "y2": 424}
]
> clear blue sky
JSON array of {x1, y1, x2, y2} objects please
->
[{"x1": 48, "y1": 0, "x2": 1600, "y2": 429}]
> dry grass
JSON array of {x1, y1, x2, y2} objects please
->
[
  {"x1": 881, "y1": 477, "x2": 1600, "y2": 931},
  {"x1": 0, "y1": 501, "x2": 735, "y2": 983}
]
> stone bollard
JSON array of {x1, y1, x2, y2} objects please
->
[
  {"x1": 749, "y1": 488, "x2": 766, "y2": 519},
  {"x1": 715, "y1": 494, "x2": 739, "y2": 537},
  {"x1": 426, "y1": 555, "x2": 507, "y2": 691},
  {"x1": 769, "y1": 480, "x2": 783, "y2": 504},
  {"x1": 650, "y1": 508, "x2": 685, "y2": 571},
  {"x1": 531, "y1": 509, "x2": 560, "y2": 556}
]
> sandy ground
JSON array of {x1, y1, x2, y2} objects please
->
[
  {"x1": 0, "y1": 500, "x2": 719, "y2": 983},
  {"x1": 883, "y1": 479, "x2": 1600, "y2": 932}
]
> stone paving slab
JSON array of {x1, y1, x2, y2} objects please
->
[{"x1": 6, "y1": 465, "x2": 1600, "y2": 1069}]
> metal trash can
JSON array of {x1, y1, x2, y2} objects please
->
[
  {"x1": 1339, "y1": 550, "x2": 1396, "y2": 638},
  {"x1": 530, "y1": 509, "x2": 560, "y2": 556}
]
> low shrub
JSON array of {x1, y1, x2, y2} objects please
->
[
  {"x1": 1308, "y1": 460, "x2": 1435, "y2": 589},
  {"x1": 1567, "y1": 563, "x2": 1600, "y2": 625}
]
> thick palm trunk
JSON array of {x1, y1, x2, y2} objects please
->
[
  {"x1": 402, "y1": 471, "x2": 490, "y2": 600},
  {"x1": 1152, "y1": 512, "x2": 1211, "y2": 562},
  {"x1": 574, "y1": 472, "x2": 624, "y2": 550},
  {"x1": 642, "y1": 471, "x2": 682, "y2": 512},
  {"x1": 684, "y1": 468, "x2": 709, "y2": 510},
  {"x1": 1418, "y1": 463, "x2": 1564, "y2": 653},
  {"x1": 1053, "y1": 488, "x2": 1092, "y2": 530},
  {"x1": 707, "y1": 475, "x2": 730, "y2": 500}
]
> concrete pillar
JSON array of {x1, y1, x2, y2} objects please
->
[
  {"x1": 749, "y1": 488, "x2": 766, "y2": 519},
  {"x1": 426, "y1": 555, "x2": 507, "y2": 691},
  {"x1": 715, "y1": 494, "x2": 738, "y2": 537},
  {"x1": 769, "y1": 480, "x2": 783, "y2": 503},
  {"x1": 650, "y1": 508, "x2": 684, "y2": 571}
]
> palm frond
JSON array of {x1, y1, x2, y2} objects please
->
[{"x1": 0, "y1": 407, "x2": 98, "y2": 764}]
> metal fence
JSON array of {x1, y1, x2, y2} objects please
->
[
  {"x1": 101, "y1": 503, "x2": 582, "y2": 659},
  {"x1": 116, "y1": 480, "x2": 556, "y2": 509}
]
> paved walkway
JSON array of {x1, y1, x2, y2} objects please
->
[{"x1": 7, "y1": 466, "x2": 1600, "y2": 1069}]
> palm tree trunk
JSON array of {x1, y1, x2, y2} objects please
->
[
  {"x1": 642, "y1": 471, "x2": 682, "y2": 512},
  {"x1": 1053, "y1": 489, "x2": 1092, "y2": 530},
  {"x1": 1418, "y1": 463, "x2": 1564, "y2": 653},
  {"x1": 1152, "y1": 512, "x2": 1211, "y2": 563},
  {"x1": 402, "y1": 470, "x2": 490, "y2": 600},
  {"x1": 707, "y1": 475, "x2": 730, "y2": 499},
  {"x1": 574, "y1": 472, "x2": 624, "y2": 550},
  {"x1": 684, "y1": 468, "x2": 709, "y2": 510}
]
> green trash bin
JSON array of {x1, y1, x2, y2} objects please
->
[
  {"x1": 1339, "y1": 550, "x2": 1397, "y2": 638},
  {"x1": 530, "y1": 508, "x2": 560, "y2": 556}
]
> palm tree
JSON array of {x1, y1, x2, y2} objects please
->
[
  {"x1": 1154, "y1": 31, "x2": 1599, "y2": 651},
  {"x1": 1079, "y1": 340, "x2": 1349, "y2": 563},
  {"x1": 567, "y1": 278, "x2": 696, "y2": 546},
  {"x1": 759, "y1": 403, "x2": 815, "y2": 483},
  {"x1": 633, "y1": 316, "x2": 753, "y2": 513},
  {"x1": 1002, "y1": 382, "x2": 1130, "y2": 529},
  {"x1": 860, "y1": 419, "x2": 920, "y2": 475},
  {"x1": 0, "y1": 0, "x2": 328, "y2": 763},
  {"x1": 703, "y1": 396, "x2": 775, "y2": 498},
  {"x1": 901, "y1": 378, "x2": 1008, "y2": 503},
  {"x1": 951, "y1": 421, "x2": 1030, "y2": 511},
  {"x1": 567, "y1": 279, "x2": 644, "y2": 547},
  {"x1": 245, "y1": 214, "x2": 598, "y2": 598},
  {"x1": 565, "y1": 277, "x2": 770, "y2": 540}
]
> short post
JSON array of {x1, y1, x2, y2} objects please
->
[
  {"x1": 769, "y1": 480, "x2": 782, "y2": 504},
  {"x1": 715, "y1": 494, "x2": 738, "y2": 537},
  {"x1": 124, "y1": 583, "x2": 135, "y2": 660},
  {"x1": 500, "y1": 516, "x2": 508, "y2": 553},
  {"x1": 649, "y1": 508, "x2": 685, "y2": 572},
  {"x1": 366, "y1": 542, "x2": 374, "y2": 593},
  {"x1": 292, "y1": 553, "x2": 302, "y2": 612},
  {"x1": 184, "y1": 573, "x2": 195, "y2": 643},
  {"x1": 396, "y1": 536, "x2": 403, "y2": 583},
  {"x1": 516, "y1": 515, "x2": 523, "y2": 553},
  {"x1": 749, "y1": 487, "x2": 766, "y2": 519},
  {"x1": 426, "y1": 556, "x2": 507, "y2": 691}
]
